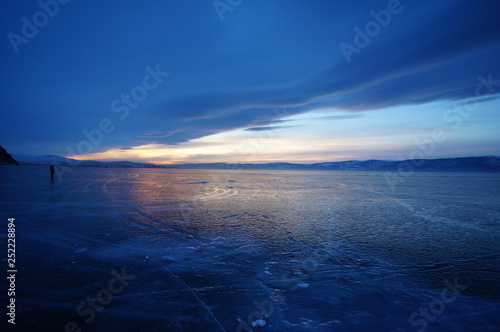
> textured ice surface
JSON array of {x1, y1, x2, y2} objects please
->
[{"x1": 0, "y1": 167, "x2": 499, "y2": 331}]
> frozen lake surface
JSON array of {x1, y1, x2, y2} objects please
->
[{"x1": 1, "y1": 167, "x2": 499, "y2": 331}]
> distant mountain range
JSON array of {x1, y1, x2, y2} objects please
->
[
  {"x1": 164, "y1": 156, "x2": 500, "y2": 172},
  {"x1": 12, "y1": 154, "x2": 159, "y2": 168},
  {"x1": 7, "y1": 153, "x2": 500, "y2": 172}
]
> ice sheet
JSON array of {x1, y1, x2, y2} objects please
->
[{"x1": 1, "y1": 167, "x2": 499, "y2": 331}]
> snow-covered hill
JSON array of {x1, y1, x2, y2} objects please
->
[{"x1": 9, "y1": 154, "x2": 500, "y2": 172}]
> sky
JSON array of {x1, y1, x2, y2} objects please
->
[{"x1": 1, "y1": 0, "x2": 499, "y2": 164}]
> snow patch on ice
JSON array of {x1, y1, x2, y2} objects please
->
[{"x1": 251, "y1": 319, "x2": 266, "y2": 327}]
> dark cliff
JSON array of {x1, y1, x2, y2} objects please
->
[{"x1": 0, "y1": 146, "x2": 19, "y2": 165}]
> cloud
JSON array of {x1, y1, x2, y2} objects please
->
[
  {"x1": 2, "y1": 0, "x2": 499, "y2": 157},
  {"x1": 245, "y1": 125, "x2": 296, "y2": 131},
  {"x1": 146, "y1": 0, "x2": 500, "y2": 146},
  {"x1": 316, "y1": 114, "x2": 363, "y2": 121}
]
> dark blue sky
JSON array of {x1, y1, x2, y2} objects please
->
[{"x1": 1, "y1": 0, "x2": 499, "y2": 163}]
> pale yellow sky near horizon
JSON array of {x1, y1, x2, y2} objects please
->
[{"x1": 69, "y1": 99, "x2": 500, "y2": 164}]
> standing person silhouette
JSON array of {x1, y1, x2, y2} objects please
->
[{"x1": 50, "y1": 165, "x2": 55, "y2": 180}]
